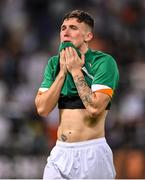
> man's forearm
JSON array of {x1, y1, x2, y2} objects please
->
[
  {"x1": 35, "y1": 71, "x2": 66, "y2": 116},
  {"x1": 72, "y1": 70, "x2": 95, "y2": 108}
]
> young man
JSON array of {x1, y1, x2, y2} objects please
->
[{"x1": 35, "y1": 10, "x2": 119, "y2": 179}]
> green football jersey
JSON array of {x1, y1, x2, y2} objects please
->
[{"x1": 39, "y1": 48, "x2": 119, "y2": 98}]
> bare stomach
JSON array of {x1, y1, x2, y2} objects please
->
[{"x1": 57, "y1": 109, "x2": 108, "y2": 142}]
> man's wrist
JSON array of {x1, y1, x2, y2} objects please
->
[
  {"x1": 58, "y1": 71, "x2": 67, "y2": 79},
  {"x1": 71, "y1": 69, "x2": 83, "y2": 77}
]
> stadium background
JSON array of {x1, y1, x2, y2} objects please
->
[{"x1": 0, "y1": 0, "x2": 145, "y2": 178}]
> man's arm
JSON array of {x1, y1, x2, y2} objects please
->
[
  {"x1": 35, "y1": 72, "x2": 65, "y2": 117},
  {"x1": 35, "y1": 50, "x2": 67, "y2": 117},
  {"x1": 65, "y1": 47, "x2": 110, "y2": 117},
  {"x1": 72, "y1": 70, "x2": 110, "y2": 117}
]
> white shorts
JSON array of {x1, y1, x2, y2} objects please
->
[{"x1": 43, "y1": 137, "x2": 116, "y2": 179}]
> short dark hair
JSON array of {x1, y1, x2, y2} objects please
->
[{"x1": 62, "y1": 10, "x2": 94, "y2": 31}]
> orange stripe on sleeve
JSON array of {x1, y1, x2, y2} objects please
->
[{"x1": 95, "y1": 89, "x2": 113, "y2": 98}]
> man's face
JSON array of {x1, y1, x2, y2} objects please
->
[{"x1": 60, "y1": 18, "x2": 92, "y2": 48}]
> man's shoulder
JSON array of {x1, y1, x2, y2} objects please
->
[
  {"x1": 89, "y1": 49, "x2": 116, "y2": 65},
  {"x1": 90, "y1": 49, "x2": 113, "y2": 59},
  {"x1": 47, "y1": 55, "x2": 59, "y2": 65},
  {"x1": 48, "y1": 55, "x2": 59, "y2": 61}
]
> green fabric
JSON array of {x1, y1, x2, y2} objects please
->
[
  {"x1": 58, "y1": 42, "x2": 81, "y2": 57},
  {"x1": 40, "y1": 48, "x2": 119, "y2": 97}
]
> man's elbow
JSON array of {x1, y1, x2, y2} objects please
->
[
  {"x1": 87, "y1": 107, "x2": 102, "y2": 118},
  {"x1": 36, "y1": 107, "x2": 48, "y2": 117},
  {"x1": 35, "y1": 99, "x2": 48, "y2": 117}
]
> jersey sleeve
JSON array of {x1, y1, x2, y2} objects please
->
[
  {"x1": 91, "y1": 55, "x2": 119, "y2": 98},
  {"x1": 39, "y1": 57, "x2": 57, "y2": 92}
]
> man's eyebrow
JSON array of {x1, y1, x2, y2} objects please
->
[
  {"x1": 62, "y1": 24, "x2": 78, "y2": 28},
  {"x1": 70, "y1": 24, "x2": 78, "y2": 28}
]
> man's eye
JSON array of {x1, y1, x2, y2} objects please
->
[
  {"x1": 61, "y1": 28, "x2": 65, "y2": 31},
  {"x1": 61, "y1": 26, "x2": 66, "y2": 31},
  {"x1": 71, "y1": 26, "x2": 77, "y2": 30}
]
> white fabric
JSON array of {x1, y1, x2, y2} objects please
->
[
  {"x1": 43, "y1": 137, "x2": 116, "y2": 179},
  {"x1": 39, "y1": 87, "x2": 48, "y2": 92},
  {"x1": 91, "y1": 84, "x2": 112, "y2": 92}
]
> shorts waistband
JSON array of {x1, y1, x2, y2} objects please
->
[{"x1": 56, "y1": 137, "x2": 106, "y2": 148}]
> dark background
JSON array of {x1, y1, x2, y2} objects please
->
[{"x1": 0, "y1": 0, "x2": 145, "y2": 178}]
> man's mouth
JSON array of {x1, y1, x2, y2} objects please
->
[{"x1": 63, "y1": 40, "x2": 71, "y2": 42}]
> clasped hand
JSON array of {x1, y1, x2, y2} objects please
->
[{"x1": 60, "y1": 47, "x2": 85, "y2": 75}]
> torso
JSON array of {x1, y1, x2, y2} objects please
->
[{"x1": 57, "y1": 109, "x2": 108, "y2": 142}]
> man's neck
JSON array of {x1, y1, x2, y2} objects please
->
[{"x1": 79, "y1": 43, "x2": 89, "y2": 54}]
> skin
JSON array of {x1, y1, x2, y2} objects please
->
[{"x1": 35, "y1": 18, "x2": 111, "y2": 142}]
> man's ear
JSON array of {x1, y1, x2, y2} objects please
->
[{"x1": 85, "y1": 32, "x2": 93, "y2": 42}]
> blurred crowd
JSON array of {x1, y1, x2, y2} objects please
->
[{"x1": 0, "y1": 0, "x2": 145, "y2": 178}]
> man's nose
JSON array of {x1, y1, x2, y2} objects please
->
[{"x1": 63, "y1": 28, "x2": 70, "y2": 35}]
